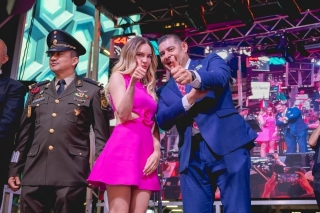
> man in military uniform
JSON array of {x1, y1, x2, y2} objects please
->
[{"x1": 7, "y1": 30, "x2": 110, "y2": 213}]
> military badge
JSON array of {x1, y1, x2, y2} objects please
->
[
  {"x1": 32, "y1": 97, "x2": 45, "y2": 104},
  {"x1": 74, "y1": 97, "x2": 86, "y2": 103},
  {"x1": 75, "y1": 92, "x2": 89, "y2": 99},
  {"x1": 77, "y1": 89, "x2": 88, "y2": 93},
  {"x1": 100, "y1": 92, "x2": 108, "y2": 110},
  {"x1": 30, "y1": 86, "x2": 40, "y2": 95},
  {"x1": 195, "y1": 64, "x2": 202, "y2": 70},
  {"x1": 77, "y1": 80, "x2": 82, "y2": 85},
  {"x1": 74, "y1": 109, "x2": 81, "y2": 116}
]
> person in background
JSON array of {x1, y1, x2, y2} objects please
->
[
  {"x1": 7, "y1": 30, "x2": 110, "y2": 213},
  {"x1": 156, "y1": 34, "x2": 257, "y2": 213},
  {"x1": 275, "y1": 101, "x2": 308, "y2": 153},
  {"x1": 256, "y1": 106, "x2": 279, "y2": 157},
  {"x1": 87, "y1": 36, "x2": 160, "y2": 213},
  {"x1": 0, "y1": 39, "x2": 26, "y2": 208},
  {"x1": 311, "y1": 86, "x2": 320, "y2": 112}
]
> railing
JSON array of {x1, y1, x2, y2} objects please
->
[{"x1": 2, "y1": 184, "x2": 318, "y2": 213}]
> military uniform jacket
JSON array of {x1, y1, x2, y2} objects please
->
[{"x1": 9, "y1": 76, "x2": 110, "y2": 186}]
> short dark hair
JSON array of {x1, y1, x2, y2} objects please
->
[
  {"x1": 274, "y1": 101, "x2": 286, "y2": 107},
  {"x1": 157, "y1": 34, "x2": 182, "y2": 46},
  {"x1": 70, "y1": 50, "x2": 79, "y2": 58},
  {"x1": 70, "y1": 50, "x2": 79, "y2": 69}
]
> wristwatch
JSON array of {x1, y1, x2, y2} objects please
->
[{"x1": 190, "y1": 71, "x2": 196, "y2": 81}]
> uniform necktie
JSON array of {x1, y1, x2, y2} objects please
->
[
  {"x1": 177, "y1": 83, "x2": 199, "y2": 129},
  {"x1": 57, "y1": 79, "x2": 66, "y2": 96}
]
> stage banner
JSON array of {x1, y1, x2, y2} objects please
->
[{"x1": 249, "y1": 82, "x2": 271, "y2": 100}]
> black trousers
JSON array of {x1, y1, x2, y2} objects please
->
[{"x1": 20, "y1": 186, "x2": 86, "y2": 213}]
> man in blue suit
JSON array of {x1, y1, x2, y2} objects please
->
[
  {"x1": 0, "y1": 39, "x2": 26, "y2": 208},
  {"x1": 275, "y1": 101, "x2": 308, "y2": 153},
  {"x1": 156, "y1": 34, "x2": 257, "y2": 213}
]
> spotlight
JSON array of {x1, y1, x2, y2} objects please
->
[
  {"x1": 230, "y1": 0, "x2": 254, "y2": 28},
  {"x1": 72, "y1": 0, "x2": 86, "y2": 6},
  {"x1": 277, "y1": 0, "x2": 301, "y2": 19},
  {"x1": 282, "y1": 44, "x2": 296, "y2": 63},
  {"x1": 275, "y1": 33, "x2": 288, "y2": 51},
  {"x1": 185, "y1": 4, "x2": 207, "y2": 32},
  {"x1": 274, "y1": 33, "x2": 296, "y2": 63}
]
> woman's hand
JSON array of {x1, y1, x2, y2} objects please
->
[{"x1": 143, "y1": 151, "x2": 160, "y2": 176}]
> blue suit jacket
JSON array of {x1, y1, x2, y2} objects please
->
[
  {"x1": 0, "y1": 74, "x2": 26, "y2": 182},
  {"x1": 275, "y1": 107, "x2": 308, "y2": 135},
  {"x1": 156, "y1": 53, "x2": 258, "y2": 172}
]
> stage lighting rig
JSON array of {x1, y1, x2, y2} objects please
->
[
  {"x1": 224, "y1": 0, "x2": 254, "y2": 28},
  {"x1": 296, "y1": 43, "x2": 310, "y2": 57},
  {"x1": 276, "y1": 0, "x2": 301, "y2": 19},
  {"x1": 185, "y1": 0, "x2": 207, "y2": 32},
  {"x1": 275, "y1": 33, "x2": 296, "y2": 63}
]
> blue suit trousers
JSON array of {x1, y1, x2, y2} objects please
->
[
  {"x1": 284, "y1": 129, "x2": 308, "y2": 153},
  {"x1": 180, "y1": 140, "x2": 251, "y2": 213}
]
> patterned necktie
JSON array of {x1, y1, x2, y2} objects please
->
[
  {"x1": 57, "y1": 79, "x2": 66, "y2": 96},
  {"x1": 177, "y1": 83, "x2": 199, "y2": 129}
]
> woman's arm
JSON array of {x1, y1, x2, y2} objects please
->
[
  {"x1": 108, "y1": 72, "x2": 137, "y2": 123},
  {"x1": 143, "y1": 121, "x2": 161, "y2": 175},
  {"x1": 257, "y1": 112, "x2": 266, "y2": 126}
]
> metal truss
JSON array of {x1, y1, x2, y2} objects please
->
[
  {"x1": 116, "y1": 5, "x2": 189, "y2": 29},
  {"x1": 181, "y1": 9, "x2": 320, "y2": 58}
]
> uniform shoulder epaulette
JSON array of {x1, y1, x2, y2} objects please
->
[
  {"x1": 83, "y1": 78, "x2": 104, "y2": 87},
  {"x1": 28, "y1": 80, "x2": 50, "y2": 90}
]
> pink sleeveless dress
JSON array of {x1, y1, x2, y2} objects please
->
[
  {"x1": 256, "y1": 115, "x2": 279, "y2": 142},
  {"x1": 87, "y1": 74, "x2": 160, "y2": 191}
]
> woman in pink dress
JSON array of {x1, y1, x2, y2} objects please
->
[
  {"x1": 87, "y1": 36, "x2": 160, "y2": 213},
  {"x1": 256, "y1": 106, "x2": 279, "y2": 157}
]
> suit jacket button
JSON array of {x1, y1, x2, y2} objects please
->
[
  {"x1": 52, "y1": 113, "x2": 57, "y2": 117},
  {"x1": 49, "y1": 129, "x2": 54, "y2": 133},
  {"x1": 48, "y1": 145, "x2": 54, "y2": 150},
  {"x1": 79, "y1": 152, "x2": 82, "y2": 156},
  {"x1": 55, "y1": 99, "x2": 60, "y2": 103}
]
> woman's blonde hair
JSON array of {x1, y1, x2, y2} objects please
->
[{"x1": 105, "y1": 36, "x2": 158, "y2": 102}]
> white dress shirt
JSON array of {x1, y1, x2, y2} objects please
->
[{"x1": 181, "y1": 58, "x2": 202, "y2": 111}]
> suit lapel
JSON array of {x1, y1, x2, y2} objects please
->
[
  {"x1": 167, "y1": 77, "x2": 182, "y2": 97},
  {"x1": 45, "y1": 80, "x2": 57, "y2": 98},
  {"x1": 188, "y1": 60, "x2": 198, "y2": 71}
]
